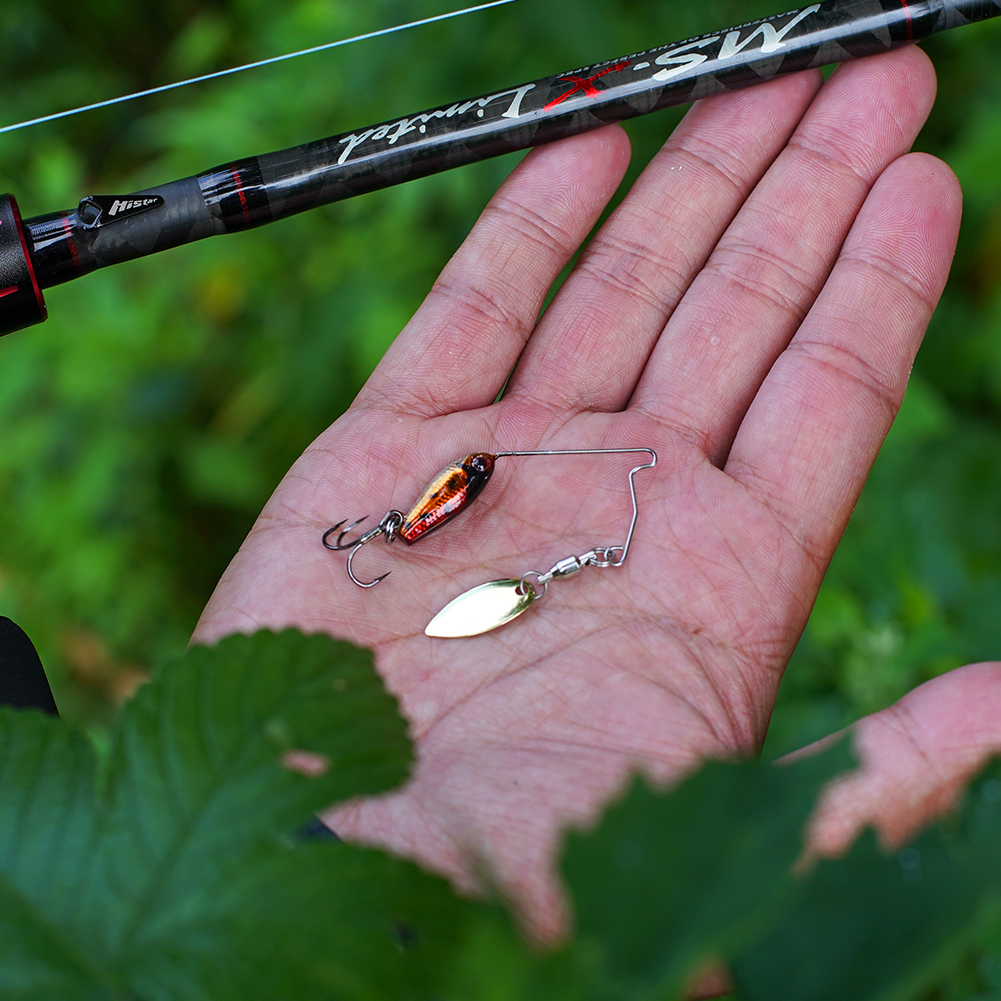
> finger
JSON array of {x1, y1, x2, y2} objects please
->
[
  {"x1": 502, "y1": 69, "x2": 823, "y2": 414},
  {"x1": 724, "y1": 152, "x2": 962, "y2": 564},
  {"x1": 353, "y1": 126, "x2": 631, "y2": 418},
  {"x1": 793, "y1": 663, "x2": 1001, "y2": 858},
  {"x1": 631, "y1": 47, "x2": 939, "y2": 461}
]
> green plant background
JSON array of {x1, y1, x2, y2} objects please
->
[{"x1": 1, "y1": 0, "x2": 999, "y2": 748}]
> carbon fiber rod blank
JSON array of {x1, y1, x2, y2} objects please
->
[{"x1": 3, "y1": 0, "x2": 999, "y2": 335}]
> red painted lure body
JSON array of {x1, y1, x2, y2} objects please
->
[
  {"x1": 399, "y1": 452, "x2": 495, "y2": 542},
  {"x1": 321, "y1": 451, "x2": 497, "y2": 586}
]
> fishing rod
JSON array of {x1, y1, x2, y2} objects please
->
[{"x1": 1, "y1": 0, "x2": 998, "y2": 338}]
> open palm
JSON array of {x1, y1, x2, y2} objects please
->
[{"x1": 195, "y1": 47, "x2": 967, "y2": 940}]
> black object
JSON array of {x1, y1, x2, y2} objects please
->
[
  {"x1": 2, "y1": 0, "x2": 1000, "y2": 337},
  {"x1": 0, "y1": 617, "x2": 58, "y2": 715},
  {"x1": 0, "y1": 195, "x2": 47, "y2": 335}
]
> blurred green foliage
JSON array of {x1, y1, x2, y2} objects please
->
[{"x1": 0, "y1": 0, "x2": 999, "y2": 745}]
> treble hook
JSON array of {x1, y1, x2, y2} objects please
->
[{"x1": 322, "y1": 512, "x2": 402, "y2": 587}]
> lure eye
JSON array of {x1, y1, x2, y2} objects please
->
[{"x1": 468, "y1": 453, "x2": 493, "y2": 474}]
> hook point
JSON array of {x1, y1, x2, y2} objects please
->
[
  {"x1": 323, "y1": 516, "x2": 369, "y2": 550},
  {"x1": 346, "y1": 543, "x2": 390, "y2": 588}
]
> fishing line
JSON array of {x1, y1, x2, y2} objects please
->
[{"x1": 0, "y1": 0, "x2": 520, "y2": 136}]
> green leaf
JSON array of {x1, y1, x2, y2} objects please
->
[
  {"x1": 442, "y1": 907, "x2": 609, "y2": 1001},
  {"x1": 111, "y1": 837, "x2": 492, "y2": 1001},
  {"x1": 732, "y1": 761, "x2": 1001, "y2": 1001},
  {"x1": 732, "y1": 830, "x2": 981, "y2": 1001},
  {"x1": 561, "y1": 742, "x2": 853, "y2": 1000},
  {"x1": 0, "y1": 629, "x2": 414, "y2": 1000},
  {"x1": 0, "y1": 713, "x2": 109, "y2": 999}
]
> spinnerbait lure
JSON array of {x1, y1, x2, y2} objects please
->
[{"x1": 322, "y1": 447, "x2": 657, "y2": 636}]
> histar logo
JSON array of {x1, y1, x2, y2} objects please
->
[
  {"x1": 77, "y1": 194, "x2": 165, "y2": 229},
  {"x1": 336, "y1": 84, "x2": 536, "y2": 165},
  {"x1": 108, "y1": 197, "x2": 161, "y2": 217},
  {"x1": 651, "y1": 4, "x2": 821, "y2": 83}
]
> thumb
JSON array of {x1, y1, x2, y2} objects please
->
[{"x1": 793, "y1": 662, "x2": 1001, "y2": 857}]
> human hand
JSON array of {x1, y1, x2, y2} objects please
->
[{"x1": 194, "y1": 46, "x2": 967, "y2": 941}]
